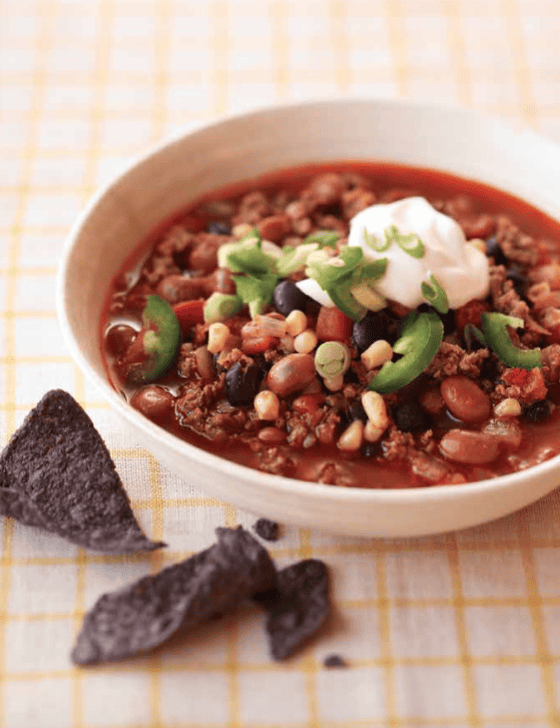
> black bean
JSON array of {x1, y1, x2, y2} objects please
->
[
  {"x1": 346, "y1": 400, "x2": 368, "y2": 423},
  {"x1": 225, "y1": 362, "x2": 261, "y2": 406},
  {"x1": 485, "y1": 236, "x2": 507, "y2": 265},
  {"x1": 417, "y1": 305, "x2": 456, "y2": 335},
  {"x1": 361, "y1": 441, "x2": 380, "y2": 458},
  {"x1": 208, "y1": 221, "x2": 231, "y2": 235},
  {"x1": 352, "y1": 311, "x2": 389, "y2": 352},
  {"x1": 272, "y1": 280, "x2": 310, "y2": 316},
  {"x1": 393, "y1": 400, "x2": 430, "y2": 432},
  {"x1": 524, "y1": 399, "x2": 551, "y2": 423},
  {"x1": 506, "y1": 266, "x2": 526, "y2": 298}
]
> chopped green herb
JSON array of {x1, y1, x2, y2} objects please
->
[
  {"x1": 276, "y1": 243, "x2": 319, "y2": 277},
  {"x1": 421, "y1": 274, "x2": 449, "y2": 314},
  {"x1": 303, "y1": 230, "x2": 339, "y2": 248},
  {"x1": 234, "y1": 272, "x2": 279, "y2": 318},
  {"x1": 481, "y1": 312, "x2": 542, "y2": 370}
]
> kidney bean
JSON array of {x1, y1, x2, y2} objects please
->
[
  {"x1": 267, "y1": 353, "x2": 316, "y2": 396},
  {"x1": 257, "y1": 214, "x2": 292, "y2": 243},
  {"x1": 440, "y1": 375, "x2": 491, "y2": 422},
  {"x1": 483, "y1": 418, "x2": 522, "y2": 449},
  {"x1": 194, "y1": 346, "x2": 215, "y2": 379},
  {"x1": 292, "y1": 393, "x2": 325, "y2": 414},
  {"x1": 188, "y1": 236, "x2": 222, "y2": 273},
  {"x1": 201, "y1": 268, "x2": 236, "y2": 296},
  {"x1": 439, "y1": 430, "x2": 499, "y2": 464},
  {"x1": 105, "y1": 324, "x2": 137, "y2": 357},
  {"x1": 156, "y1": 274, "x2": 206, "y2": 304},
  {"x1": 130, "y1": 386, "x2": 175, "y2": 423},
  {"x1": 258, "y1": 427, "x2": 287, "y2": 444}
]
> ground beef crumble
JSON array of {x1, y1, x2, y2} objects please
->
[{"x1": 104, "y1": 165, "x2": 560, "y2": 488}]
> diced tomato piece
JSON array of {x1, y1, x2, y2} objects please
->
[
  {"x1": 454, "y1": 298, "x2": 490, "y2": 334},
  {"x1": 172, "y1": 300, "x2": 205, "y2": 336},
  {"x1": 502, "y1": 367, "x2": 532, "y2": 388},
  {"x1": 316, "y1": 306, "x2": 353, "y2": 342},
  {"x1": 241, "y1": 336, "x2": 278, "y2": 355}
]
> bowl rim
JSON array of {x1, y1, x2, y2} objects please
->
[{"x1": 56, "y1": 95, "x2": 560, "y2": 505}]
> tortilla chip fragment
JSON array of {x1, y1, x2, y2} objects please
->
[
  {"x1": 71, "y1": 527, "x2": 277, "y2": 665},
  {"x1": 0, "y1": 389, "x2": 163, "y2": 552},
  {"x1": 257, "y1": 558, "x2": 330, "y2": 660}
]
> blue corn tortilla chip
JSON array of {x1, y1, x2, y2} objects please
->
[
  {"x1": 257, "y1": 558, "x2": 330, "y2": 660},
  {"x1": 71, "y1": 526, "x2": 277, "y2": 665},
  {"x1": 253, "y1": 518, "x2": 279, "y2": 541},
  {"x1": 0, "y1": 389, "x2": 163, "y2": 552}
]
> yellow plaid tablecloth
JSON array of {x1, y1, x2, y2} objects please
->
[{"x1": 2, "y1": 0, "x2": 560, "y2": 726}]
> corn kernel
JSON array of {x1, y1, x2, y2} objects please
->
[
  {"x1": 285, "y1": 310, "x2": 307, "y2": 337},
  {"x1": 207, "y1": 322, "x2": 230, "y2": 354},
  {"x1": 232, "y1": 223, "x2": 253, "y2": 239},
  {"x1": 494, "y1": 397, "x2": 522, "y2": 418},
  {"x1": 294, "y1": 329, "x2": 318, "y2": 354},
  {"x1": 364, "y1": 421, "x2": 385, "y2": 442},
  {"x1": 361, "y1": 391, "x2": 390, "y2": 430},
  {"x1": 324, "y1": 374, "x2": 345, "y2": 392},
  {"x1": 280, "y1": 334, "x2": 295, "y2": 352},
  {"x1": 254, "y1": 390, "x2": 280, "y2": 421},
  {"x1": 361, "y1": 339, "x2": 393, "y2": 370},
  {"x1": 338, "y1": 420, "x2": 364, "y2": 452}
]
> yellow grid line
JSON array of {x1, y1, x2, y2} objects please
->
[
  {"x1": 385, "y1": 0, "x2": 409, "y2": 96},
  {"x1": 502, "y1": 0, "x2": 537, "y2": 127},
  {"x1": 375, "y1": 548, "x2": 398, "y2": 726},
  {"x1": 271, "y1": 0, "x2": 289, "y2": 98},
  {"x1": 332, "y1": 0, "x2": 350, "y2": 94},
  {"x1": 212, "y1": 0, "x2": 229, "y2": 116},
  {"x1": 443, "y1": 0, "x2": 472, "y2": 107},
  {"x1": 0, "y1": 2, "x2": 53, "y2": 726},
  {"x1": 517, "y1": 512, "x2": 558, "y2": 727},
  {"x1": 445, "y1": 533, "x2": 482, "y2": 728}
]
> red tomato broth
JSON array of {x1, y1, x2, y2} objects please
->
[{"x1": 101, "y1": 161, "x2": 560, "y2": 489}]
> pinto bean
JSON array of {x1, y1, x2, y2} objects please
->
[
  {"x1": 257, "y1": 214, "x2": 291, "y2": 243},
  {"x1": 201, "y1": 268, "x2": 236, "y2": 296},
  {"x1": 440, "y1": 375, "x2": 491, "y2": 422},
  {"x1": 130, "y1": 386, "x2": 175, "y2": 423},
  {"x1": 155, "y1": 274, "x2": 205, "y2": 304},
  {"x1": 258, "y1": 427, "x2": 287, "y2": 444},
  {"x1": 188, "y1": 235, "x2": 222, "y2": 273},
  {"x1": 439, "y1": 430, "x2": 499, "y2": 464},
  {"x1": 267, "y1": 353, "x2": 316, "y2": 396}
]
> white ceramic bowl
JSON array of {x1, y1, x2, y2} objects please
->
[{"x1": 57, "y1": 98, "x2": 560, "y2": 538}]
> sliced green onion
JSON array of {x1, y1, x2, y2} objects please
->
[
  {"x1": 384, "y1": 224, "x2": 425, "y2": 259},
  {"x1": 481, "y1": 312, "x2": 542, "y2": 370},
  {"x1": 203, "y1": 292, "x2": 243, "y2": 324},
  {"x1": 363, "y1": 227, "x2": 391, "y2": 252},
  {"x1": 354, "y1": 257, "x2": 388, "y2": 285},
  {"x1": 368, "y1": 310, "x2": 443, "y2": 394},
  {"x1": 314, "y1": 341, "x2": 350, "y2": 378},
  {"x1": 421, "y1": 274, "x2": 450, "y2": 314}
]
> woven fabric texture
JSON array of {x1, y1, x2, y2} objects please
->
[{"x1": 1, "y1": 0, "x2": 560, "y2": 726}]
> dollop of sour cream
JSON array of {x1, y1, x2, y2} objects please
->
[{"x1": 347, "y1": 197, "x2": 490, "y2": 310}]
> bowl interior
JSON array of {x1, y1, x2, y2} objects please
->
[{"x1": 57, "y1": 99, "x2": 560, "y2": 537}]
